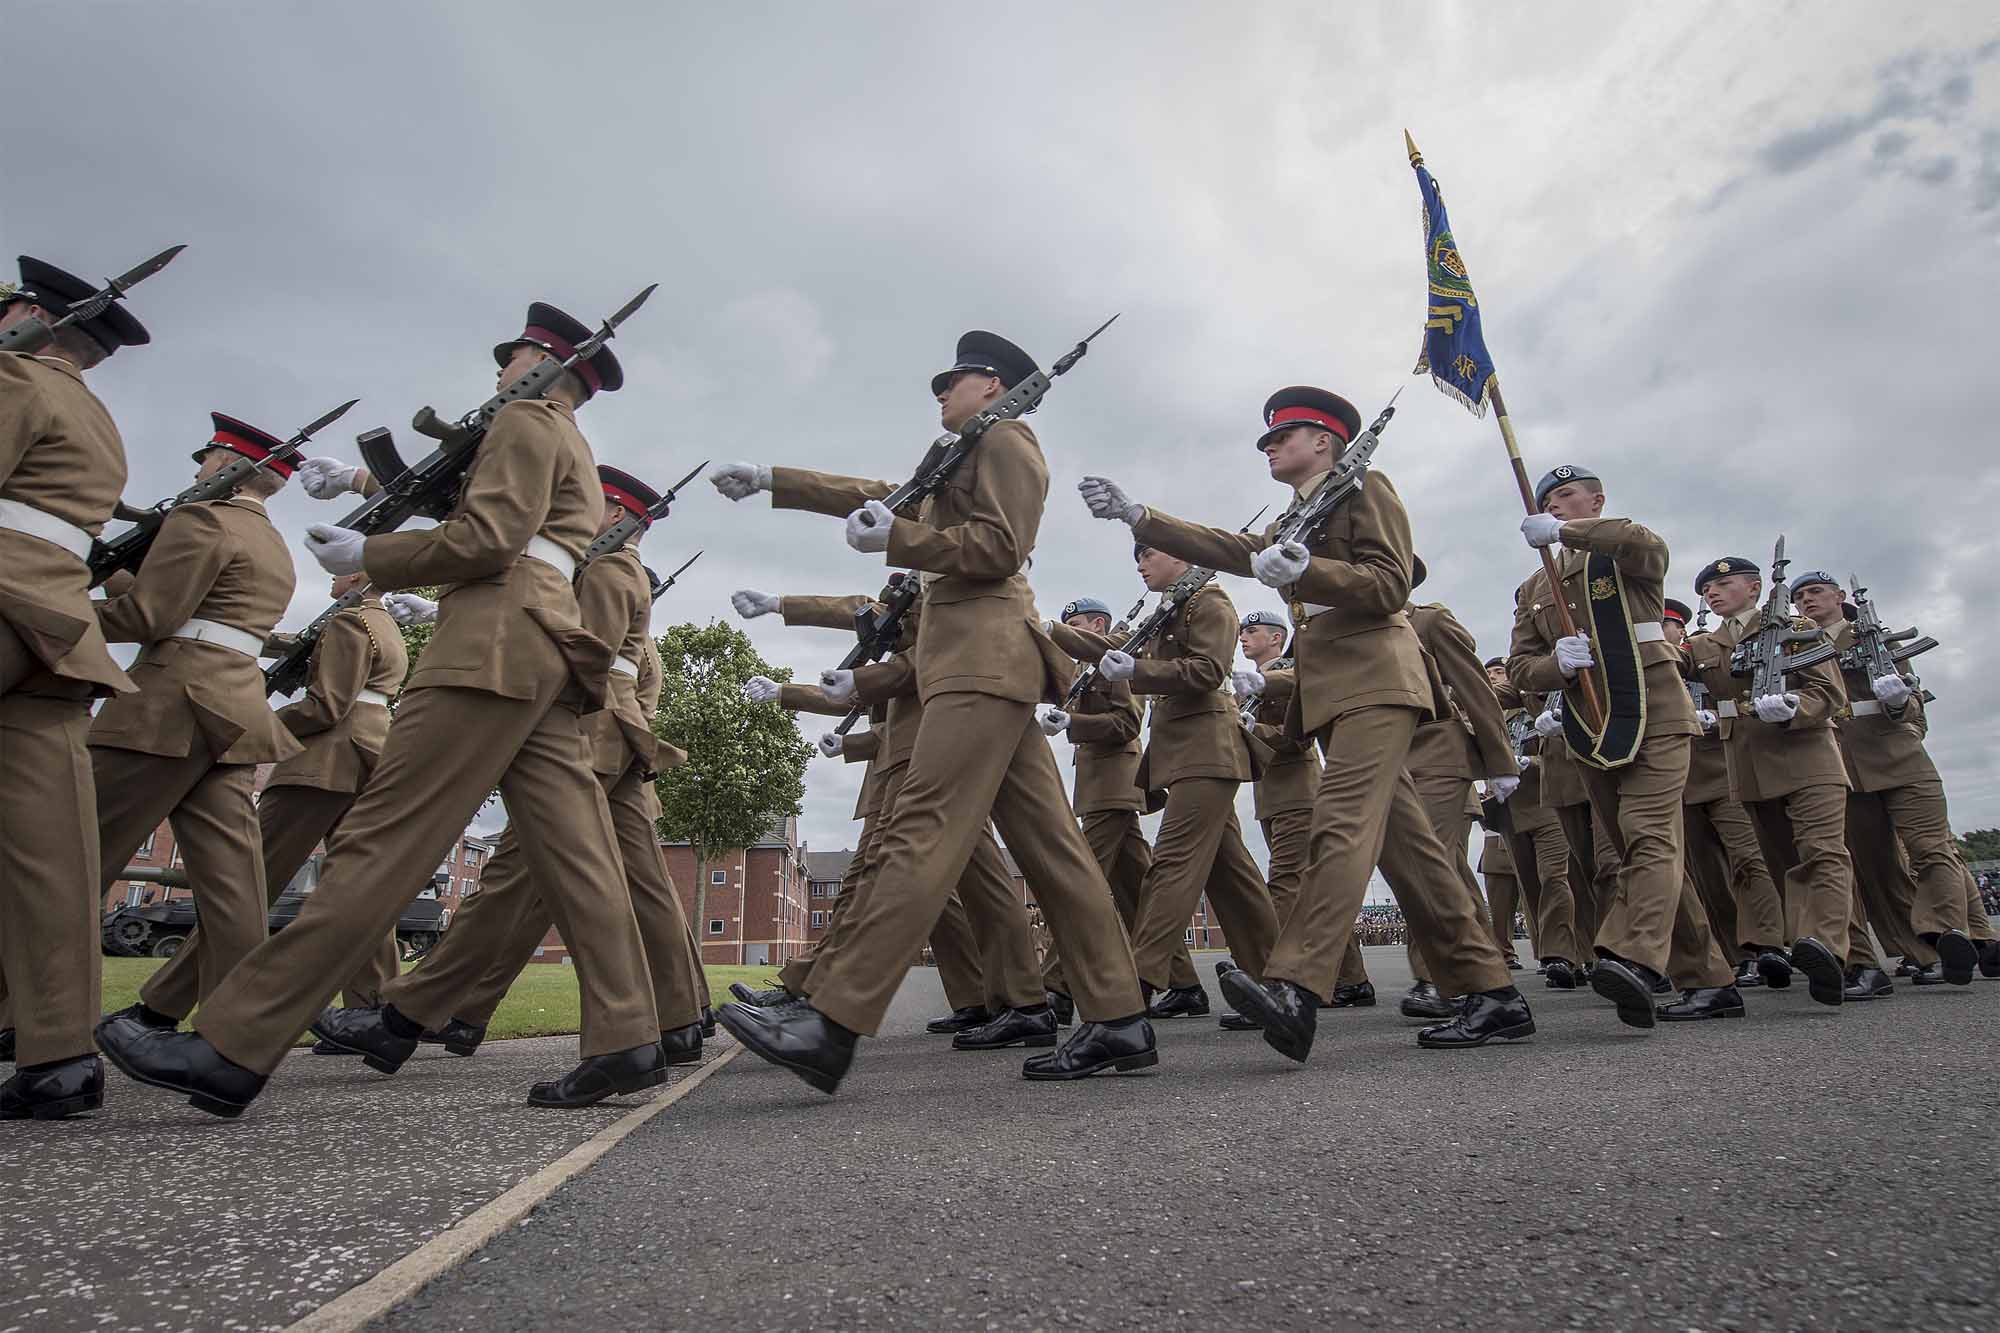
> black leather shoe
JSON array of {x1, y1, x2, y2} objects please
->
[
  {"x1": 1021, "y1": 1015, "x2": 1156, "y2": 1080},
  {"x1": 101, "y1": 1002, "x2": 177, "y2": 1032},
  {"x1": 1734, "y1": 959, "x2": 1765, "y2": 988},
  {"x1": 729, "y1": 983, "x2": 794, "y2": 1008},
  {"x1": 715, "y1": 1001, "x2": 855, "y2": 1094},
  {"x1": 1329, "y1": 982, "x2": 1376, "y2": 1008},
  {"x1": 1908, "y1": 961, "x2": 1946, "y2": 985},
  {"x1": 1650, "y1": 972, "x2": 1676, "y2": 995},
  {"x1": 1543, "y1": 960, "x2": 1577, "y2": 990},
  {"x1": 1400, "y1": 981, "x2": 1454, "y2": 1020},
  {"x1": 1657, "y1": 986, "x2": 1746, "y2": 1021},
  {"x1": 700, "y1": 1006, "x2": 717, "y2": 1039},
  {"x1": 93, "y1": 1021, "x2": 264, "y2": 1119},
  {"x1": 527, "y1": 1042, "x2": 670, "y2": 1107},
  {"x1": 1146, "y1": 985, "x2": 1211, "y2": 1019},
  {"x1": 1790, "y1": 936, "x2": 1843, "y2": 1006},
  {"x1": 1217, "y1": 1010, "x2": 1261, "y2": 1031},
  {"x1": 1842, "y1": 965, "x2": 1893, "y2": 1000},
  {"x1": 924, "y1": 1006, "x2": 992, "y2": 1035},
  {"x1": 418, "y1": 1018, "x2": 486, "y2": 1057},
  {"x1": 312, "y1": 1040, "x2": 361, "y2": 1056},
  {"x1": 309, "y1": 1007, "x2": 419, "y2": 1074},
  {"x1": 1046, "y1": 991, "x2": 1075, "y2": 1026},
  {"x1": 953, "y1": 1006, "x2": 1058, "y2": 1050},
  {"x1": 1755, "y1": 948, "x2": 1794, "y2": 989},
  {"x1": 0, "y1": 1055, "x2": 104, "y2": 1120},
  {"x1": 1589, "y1": 956, "x2": 1661, "y2": 1029},
  {"x1": 1933, "y1": 930, "x2": 1977, "y2": 986},
  {"x1": 0, "y1": 1028, "x2": 14, "y2": 1063},
  {"x1": 1980, "y1": 939, "x2": 2000, "y2": 979},
  {"x1": 1218, "y1": 969, "x2": 1318, "y2": 1062},
  {"x1": 1416, "y1": 988, "x2": 1535, "y2": 1048},
  {"x1": 660, "y1": 1021, "x2": 704, "y2": 1066}
]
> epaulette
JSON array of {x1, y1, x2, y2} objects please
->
[{"x1": 1790, "y1": 615, "x2": 1819, "y2": 633}]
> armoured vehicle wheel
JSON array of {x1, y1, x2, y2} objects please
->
[
  {"x1": 150, "y1": 933, "x2": 186, "y2": 959},
  {"x1": 110, "y1": 917, "x2": 152, "y2": 956}
]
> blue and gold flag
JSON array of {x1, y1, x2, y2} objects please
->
[{"x1": 1409, "y1": 139, "x2": 1497, "y2": 417}]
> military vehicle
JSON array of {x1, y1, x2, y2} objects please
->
[{"x1": 101, "y1": 870, "x2": 449, "y2": 960}]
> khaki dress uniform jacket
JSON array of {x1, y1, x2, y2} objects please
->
[{"x1": 1679, "y1": 640, "x2": 1777, "y2": 962}]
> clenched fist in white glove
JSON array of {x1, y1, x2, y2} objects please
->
[
  {"x1": 709, "y1": 462, "x2": 772, "y2": 502},
  {"x1": 1098, "y1": 650, "x2": 1136, "y2": 682},
  {"x1": 1534, "y1": 708, "x2": 1563, "y2": 738},
  {"x1": 1520, "y1": 513, "x2": 1565, "y2": 548},
  {"x1": 1231, "y1": 667, "x2": 1266, "y2": 700},
  {"x1": 1252, "y1": 540, "x2": 1310, "y2": 588},
  {"x1": 743, "y1": 675, "x2": 782, "y2": 704},
  {"x1": 1554, "y1": 634, "x2": 1595, "y2": 677},
  {"x1": 1036, "y1": 705, "x2": 1070, "y2": 736},
  {"x1": 819, "y1": 668, "x2": 857, "y2": 704},
  {"x1": 303, "y1": 523, "x2": 366, "y2": 576},
  {"x1": 295, "y1": 456, "x2": 369, "y2": 501},
  {"x1": 1753, "y1": 692, "x2": 1799, "y2": 724},
  {"x1": 1490, "y1": 775, "x2": 1522, "y2": 802},
  {"x1": 1077, "y1": 476, "x2": 1143, "y2": 525},
  {"x1": 844, "y1": 500, "x2": 895, "y2": 554},
  {"x1": 382, "y1": 593, "x2": 437, "y2": 627},
  {"x1": 817, "y1": 732, "x2": 844, "y2": 758},
  {"x1": 731, "y1": 589, "x2": 781, "y2": 619},
  {"x1": 1871, "y1": 674, "x2": 1913, "y2": 709}
]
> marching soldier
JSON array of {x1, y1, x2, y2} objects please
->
[
  {"x1": 1485, "y1": 663, "x2": 1584, "y2": 984},
  {"x1": 0, "y1": 257, "x2": 149, "y2": 1119},
  {"x1": 98, "y1": 299, "x2": 668, "y2": 1116},
  {"x1": 1080, "y1": 386, "x2": 1529, "y2": 1059},
  {"x1": 709, "y1": 330, "x2": 1152, "y2": 1089}
]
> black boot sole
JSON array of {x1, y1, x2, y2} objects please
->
[
  {"x1": 1589, "y1": 962, "x2": 1658, "y2": 1030},
  {"x1": 1790, "y1": 940, "x2": 1844, "y2": 1006},
  {"x1": 1657, "y1": 1004, "x2": 1746, "y2": 1022},
  {"x1": 1, "y1": 1089, "x2": 105, "y2": 1120},
  {"x1": 662, "y1": 1047, "x2": 705, "y2": 1067},
  {"x1": 953, "y1": 1034, "x2": 1059, "y2": 1050},
  {"x1": 1416, "y1": 1018, "x2": 1536, "y2": 1048},
  {"x1": 1935, "y1": 933, "x2": 1978, "y2": 986},
  {"x1": 1756, "y1": 957, "x2": 1793, "y2": 989},
  {"x1": 1021, "y1": 1049, "x2": 1159, "y2": 1081},
  {"x1": 307, "y1": 1020, "x2": 411, "y2": 1075},
  {"x1": 442, "y1": 1042, "x2": 481, "y2": 1057},
  {"x1": 1400, "y1": 1002, "x2": 1455, "y2": 1020},
  {"x1": 714, "y1": 1008, "x2": 844, "y2": 1095},
  {"x1": 526, "y1": 1065, "x2": 672, "y2": 1109},
  {"x1": 94, "y1": 1033, "x2": 249, "y2": 1120},
  {"x1": 1218, "y1": 967, "x2": 1313, "y2": 1061}
]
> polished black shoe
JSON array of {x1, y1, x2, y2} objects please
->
[
  {"x1": 1790, "y1": 936, "x2": 1844, "y2": 1006},
  {"x1": 1589, "y1": 956, "x2": 1661, "y2": 1029},
  {"x1": 1909, "y1": 961, "x2": 1947, "y2": 986},
  {"x1": 1218, "y1": 969, "x2": 1318, "y2": 1062},
  {"x1": 1933, "y1": 930, "x2": 1978, "y2": 986},
  {"x1": 0, "y1": 1055, "x2": 105, "y2": 1120},
  {"x1": 1755, "y1": 948, "x2": 1794, "y2": 989},
  {"x1": 0, "y1": 1028, "x2": 14, "y2": 1063},
  {"x1": 1217, "y1": 1010, "x2": 1261, "y2": 1031},
  {"x1": 1650, "y1": 972, "x2": 1676, "y2": 995},
  {"x1": 1505, "y1": 956, "x2": 1524, "y2": 970},
  {"x1": 1543, "y1": 960, "x2": 1577, "y2": 990},
  {"x1": 527, "y1": 1042, "x2": 670, "y2": 1107},
  {"x1": 1146, "y1": 985, "x2": 1211, "y2": 1019},
  {"x1": 1980, "y1": 939, "x2": 2000, "y2": 979},
  {"x1": 1893, "y1": 958, "x2": 1919, "y2": 977},
  {"x1": 311, "y1": 1039, "x2": 362, "y2": 1056},
  {"x1": 1046, "y1": 990, "x2": 1075, "y2": 1027},
  {"x1": 715, "y1": 1000, "x2": 855, "y2": 1095},
  {"x1": 309, "y1": 1006, "x2": 419, "y2": 1074},
  {"x1": 1842, "y1": 965, "x2": 1894, "y2": 1001},
  {"x1": 1021, "y1": 1015, "x2": 1156, "y2": 1080},
  {"x1": 1329, "y1": 981, "x2": 1376, "y2": 1008},
  {"x1": 924, "y1": 1006, "x2": 992, "y2": 1035},
  {"x1": 1734, "y1": 958, "x2": 1766, "y2": 988},
  {"x1": 1416, "y1": 988, "x2": 1535, "y2": 1048},
  {"x1": 101, "y1": 1002, "x2": 178, "y2": 1032},
  {"x1": 1400, "y1": 980, "x2": 1454, "y2": 1020},
  {"x1": 93, "y1": 1022, "x2": 264, "y2": 1119},
  {"x1": 729, "y1": 983, "x2": 794, "y2": 1008},
  {"x1": 660, "y1": 1021, "x2": 704, "y2": 1066},
  {"x1": 1657, "y1": 986, "x2": 1746, "y2": 1021},
  {"x1": 953, "y1": 1006, "x2": 1058, "y2": 1050},
  {"x1": 700, "y1": 1006, "x2": 718, "y2": 1039},
  {"x1": 418, "y1": 1017, "x2": 486, "y2": 1057}
]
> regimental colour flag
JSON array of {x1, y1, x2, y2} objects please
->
[{"x1": 1408, "y1": 138, "x2": 1498, "y2": 417}]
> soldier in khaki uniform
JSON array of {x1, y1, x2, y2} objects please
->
[
  {"x1": 1477, "y1": 822, "x2": 1523, "y2": 966},
  {"x1": 1685, "y1": 555, "x2": 1854, "y2": 1007},
  {"x1": 1488, "y1": 669, "x2": 1583, "y2": 983},
  {"x1": 710, "y1": 331, "x2": 1150, "y2": 1090},
  {"x1": 0, "y1": 256, "x2": 148, "y2": 1119},
  {"x1": 98, "y1": 300, "x2": 667, "y2": 1117},
  {"x1": 1510, "y1": 465, "x2": 1737, "y2": 1026},
  {"x1": 1082, "y1": 385, "x2": 1528, "y2": 1060}
]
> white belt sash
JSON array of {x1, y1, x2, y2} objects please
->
[{"x1": 0, "y1": 498, "x2": 94, "y2": 561}]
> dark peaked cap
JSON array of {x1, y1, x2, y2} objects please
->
[
  {"x1": 11, "y1": 255, "x2": 152, "y2": 352},
  {"x1": 930, "y1": 330, "x2": 1039, "y2": 396},
  {"x1": 495, "y1": 301, "x2": 624, "y2": 396}
]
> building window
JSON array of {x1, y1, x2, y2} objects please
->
[
  {"x1": 707, "y1": 919, "x2": 725, "y2": 935},
  {"x1": 126, "y1": 884, "x2": 144, "y2": 907},
  {"x1": 710, "y1": 869, "x2": 728, "y2": 885},
  {"x1": 137, "y1": 831, "x2": 156, "y2": 858},
  {"x1": 1184, "y1": 929, "x2": 1195, "y2": 946},
  {"x1": 811, "y1": 911, "x2": 826, "y2": 928}
]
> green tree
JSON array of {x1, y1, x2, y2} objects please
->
[
  {"x1": 651, "y1": 621, "x2": 814, "y2": 947},
  {"x1": 1956, "y1": 828, "x2": 2000, "y2": 863}
]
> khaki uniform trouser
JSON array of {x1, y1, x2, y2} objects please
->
[
  {"x1": 1128, "y1": 777, "x2": 1277, "y2": 992},
  {"x1": 1261, "y1": 807, "x2": 1313, "y2": 935},
  {"x1": 1483, "y1": 865, "x2": 1521, "y2": 962},
  {"x1": 780, "y1": 811, "x2": 879, "y2": 995},
  {"x1": 1554, "y1": 801, "x2": 1622, "y2": 958},
  {"x1": 1046, "y1": 809, "x2": 1195, "y2": 996},
  {"x1": 1265, "y1": 706, "x2": 1509, "y2": 1003},
  {"x1": 0, "y1": 621, "x2": 101, "y2": 1066},
  {"x1": 1404, "y1": 770, "x2": 1484, "y2": 988},
  {"x1": 1846, "y1": 779, "x2": 1968, "y2": 948},
  {"x1": 1683, "y1": 796, "x2": 1776, "y2": 963},
  {"x1": 195, "y1": 680, "x2": 657, "y2": 1075},
  {"x1": 1741, "y1": 783, "x2": 1854, "y2": 960},
  {"x1": 1507, "y1": 817, "x2": 1581, "y2": 966},
  {"x1": 802, "y1": 692, "x2": 1141, "y2": 1036}
]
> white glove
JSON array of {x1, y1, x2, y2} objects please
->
[
  {"x1": 819, "y1": 668, "x2": 857, "y2": 704},
  {"x1": 709, "y1": 462, "x2": 772, "y2": 502},
  {"x1": 1231, "y1": 668, "x2": 1266, "y2": 699},
  {"x1": 743, "y1": 675, "x2": 782, "y2": 704},
  {"x1": 1251, "y1": 540, "x2": 1310, "y2": 588},
  {"x1": 844, "y1": 499, "x2": 895, "y2": 554},
  {"x1": 1077, "y1": 476, "x2": 1143, "y2": 525},
  {"x1": 295, "y1": 456, "x2": 368, "y2": 500},
  {"x1": 1753, "y1": 692, "x2": 1799, "y2": 724},
  {"x1": 1695, "y1": 707, "x2": 1718, "y2": 732},
  {"x1": 1490, "y1": 775, "x2": 1521, "y2": 802},
  {"x1": 1533, "y1": 709, "x2": 1563, "y2": 738},
  {"x1": 302, "y1": 523, "x2": 366, "y2": 576},
  {"x1": 381, "y1": 592, "x2": 437, "y2": 627},
  {"x1": 817, "y1": 732, "x2": 843, "y2": 758},
  {"x1": 1520, "y1": 513, "x2": 1565, "y2": 548},
  {"x1": 1871, "y1": 674, "x2": 1913, "y2": 709},
  {"x1": 1517, "y1": 754, "x2": 1535, "y2": 771},
  {"x1": 1098, "y1": 650, "x2": 1136, "y2": 682},
  {"x1": 1554, "y1": 635, "x2": 1595, "y2": 677},
  {"x1": 1036, "y1": 705, "x2": 1070, "y2": 736},
  {"x1": 731, "y1": 589, "x2": 781, "y2": 620}
]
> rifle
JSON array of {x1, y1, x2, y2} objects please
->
[
  {"x1": 87, "y1": 397, "x2": 359, "y2": 589},
  {"x1": 1265, "y1": 390, "x2": 1400, "y2": 548},
  {"x1": 585, "y1": 459, "x2": 707, "y2": 565},
  {"x1": 1841, "y1": 574, "x2": 1937, "y2": 688},
  {"x1": 649, "y1": 550, "x2": 702, "y2": 603},
  {"x1": 827, "y1": 573, "x2": 917, "y2": 736},
  {"x1": 0, "y1": 244, "x2": 185, "y2": 356},
  {"x1": 1236, "y1": 651, "x2": 1290, "y2": 729},
  {"x1": 333, "y1": 285, "x2": 656, "y2": 538},
  {"x1": 263, "y1": 583, "x2": 372, "y2": 697},
  {"x1": 1726, "y1": 536, "x2": 1838, "y2": 700}
]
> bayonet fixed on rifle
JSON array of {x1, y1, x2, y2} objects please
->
[
  {"x1": 1842, "y1": 574, "x2": 1937, "y2": 689},
  {"x1": 585, "y1": 459, "x2": 707, "y2": 565},
  {"x1": 1727, "y1": 536, "x2": 1838, "y2": 701},
  {"x1": 0, "y1": 244, "x2": 185, "y2": 356},
  {"x1": 88, "y1": 397, "x2": 359, "y2": 589},
  {"x1": 650, "y1": 550, "x2": 702, "y2": 603},
  {"x1": 1266, "y1": 389, "x2": 1399, "y2": 549}
]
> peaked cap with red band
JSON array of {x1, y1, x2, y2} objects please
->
[
  {"x1": 494, "y1": 301, "x2": 625, "y2": 399},
  {"x1": 599, "y1": 464, "x2": 663, "y2": 525},
  {"x1": 1256, "y1": 386, "x2": 1362, "y2": 452},
  {"x1": 1662, "y1": 598, "x2": 1692, "y2": 626},
  {"x1": 196, "y1": 412, "x2": 296, "y2": 478}
]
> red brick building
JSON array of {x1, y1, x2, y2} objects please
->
[{"x1": 662, "y1": 816, "x2": 810, "y2": 967}]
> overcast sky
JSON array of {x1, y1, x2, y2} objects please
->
[{"x1": 11, "y1": 4, "x2": 1998, "y2": 886}]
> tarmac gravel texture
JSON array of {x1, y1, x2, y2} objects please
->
[{"x1": 377, "y1": 947, "x2": 2000, "y2": 1333}]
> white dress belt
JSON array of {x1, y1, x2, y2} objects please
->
[
  {"x1": 610, "y1": 656, "x2": 640, "y2": 679},
  {"x1": 168, "y1": 619, "x2": 265, "y2": 657},
  {"x1": 1848, "y1": 699, "x2": 1883, "y2": 717},
  {"x1": 356, "y1": 688, "x2": 392, "y2": 707},
  {"x1": 523, "y1": 534, "x2": 577, "y2": 580},
  {"x1": 0, "y1": 497, "x2": 94, "y2": 561},
  {"x1": 1714, "y1": 700, "x2": 1739, "y2": 718},
  {"x1": 1632, "y1": 621, "x2": 1665, "y2": 644}
]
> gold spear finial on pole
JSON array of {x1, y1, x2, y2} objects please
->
[{"x1": 1404, "y1": 129, "x2": 1423, "y2": 166}]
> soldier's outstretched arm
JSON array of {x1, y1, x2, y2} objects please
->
[
  {"x1": 779, "y1": 593, "x2": 878, "y2": 630},
  {"x1": 840, "y1": 729, "x2": 882, "y2": 764},
  {"x1": 1047, "y1": 620, "x2": 1117, "y2": 663},
  {"x1": 1129, "y1": 507, "x2": 1260, "y2": 578},
  {"x1": 769, "y1": 467, "x2": 895, "y2": 519},
  {"x1": 851, "y1": 653, "x2": 918, "y2": 704},
  {"x1": 777, "y1": 682, "x2": 851, "y2": 715}
]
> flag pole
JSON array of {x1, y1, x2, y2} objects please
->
[{"x1": 1406, "y1": 130, "x2": 1604, "y2": 731}]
